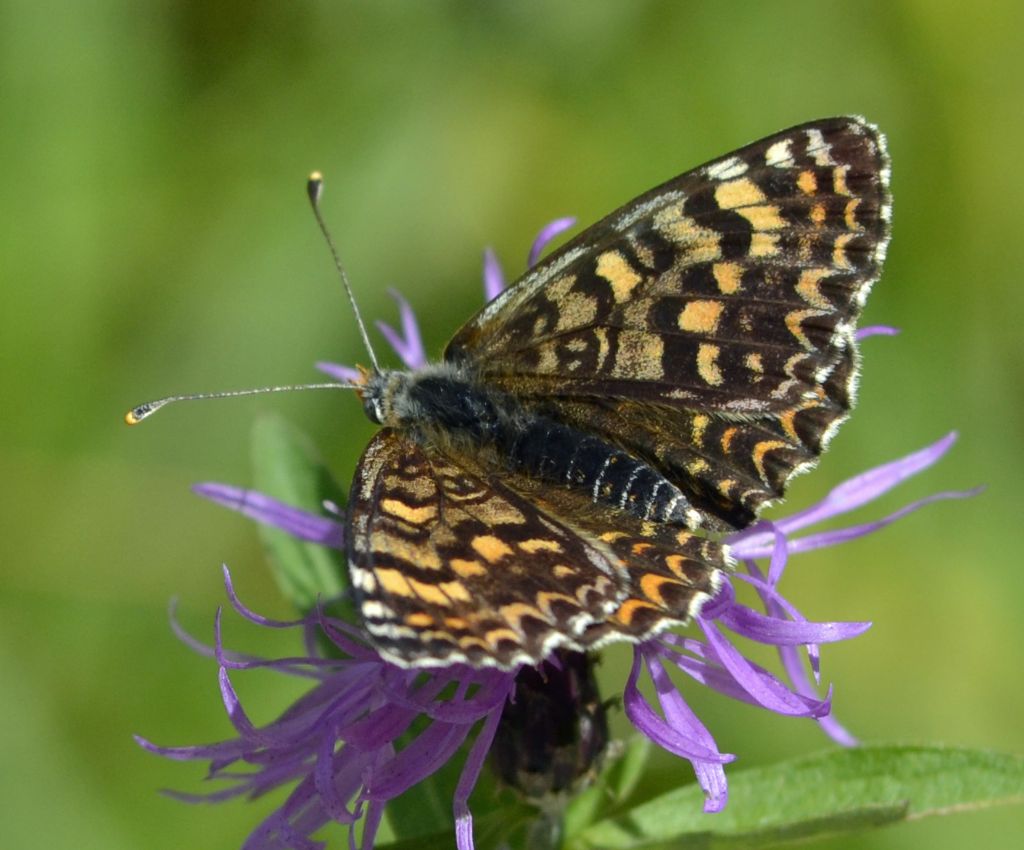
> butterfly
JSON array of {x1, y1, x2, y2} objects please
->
[{"x1": 336, "y1": 116, "x2": 890, "y2": 670}]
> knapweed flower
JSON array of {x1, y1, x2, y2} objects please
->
[{"x1": 138, "y1": 221, "x2": 975, "y2": 849}]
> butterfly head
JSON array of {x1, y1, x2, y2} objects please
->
[{"x1": 359, "y1": 368, "x2": 413, "y2": 426}]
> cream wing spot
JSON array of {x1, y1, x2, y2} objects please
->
[
  {"x1": 696, "y1": 343, "x2": 724, "y2": 386},
  {"x1": 596, "y1": 251, "x2": 643, "y2": 302}
]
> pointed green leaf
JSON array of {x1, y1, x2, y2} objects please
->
[
  {"x1": 249, "y1": 413, "x2": 348, "y2": 612},
  {"x1": 575, "y1": 745, "x2": 1024, "y2": 849}
]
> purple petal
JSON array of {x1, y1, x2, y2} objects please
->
[
  {"x1": 654, "y1": 635, "x2": 817, "y2": 711},
  {"x1": 221, "y1": 566, "x2": 309, "y2": 629},
  {"x1": 857, "y1": 325, "x2": 900, "y2": 339},
  {"x1": 218, "y1": 667, "x2": 267, "y2": 741},
  {"x1": 363, "y1": 721, "x2": 470, "y2": 800},
  {"x1": 315, "y1": 361, "x2": 362, "y2": 383},
  {"x1": 815, "y1": 711, "x2": 859, "y2": 747},
  {"x1": 380, "y1": 667, "x2": 513, "y2": 723},
  {"x1": 775, "y1": 488, "x2": 983, "y2": 557},
  {"x1": 730, "y1": 434, "x2": 961, "y2": 554},
  {"x1": 699, "y1": 619, "x2": 829, "y2": 717},
  {"x1": 736, "y1": 562, "x2": 822, "y2": 681},
  {"x1": 359, "y1": 800, "x2": 385, "y2": 850},
  {"x1": 482, "y1": 248, "x2": 505, "y2": 301},
  {"x1": 527, "y1": 217, "x2": 576, "y2": 267},
  {"x1": 194, "y1": 483, "x2": 345, "y2": 550},
  {"x1": 375, "y1": 288, "x2": 427, "y2": 370},
  {"x1": 623, "y1": 649, "x2": 732, "y2": 763},
  {"x1": 717, "y1": 603, "x2": 871, "y2": 645},
  {"x1": 643, "y1": 650, "x2": 730, "y2": 812},
  {"x1": 454, "y1": 707, "x2": 504, "y2": 850}
]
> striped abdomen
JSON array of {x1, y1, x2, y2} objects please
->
[
  {"x1": 402, "y1": 371, "x2": 698, "y2": 527},
  {"x1": 504, "y1": 413, "x2": 697, "y2": 527}
]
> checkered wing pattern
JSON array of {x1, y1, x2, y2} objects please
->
[
  {"x1": 347, "y1": 429, "x2": 725, "y2": 668},
  {"x1": 348, "y1": 117, "x2": 890, "y2": 668},
  {"x1": 446, "y1": 116, "x2": 890, "y2": 528}
]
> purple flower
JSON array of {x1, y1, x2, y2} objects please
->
[{"x1": 141, "y1": 221, "x2": 976, "y2": 847}]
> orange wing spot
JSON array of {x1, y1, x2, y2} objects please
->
[
  {"x1": 833, "y1": 232, "x2": 856, "y2": 269},
  {"x1": 752, "y1": 440, "x2": 789, "y2": 483},
  {"x1": 451, "y1": 558, "x2": 487, "y2": 578},
  {"x1": 458, "y1": 635, "x2": 490, "y2": 652},
  {"x1": 501, "y1": 601, "x2": 547, "y2": 629},
  {"x1": 797, "y1": 169, "x2": 818, "y2": 195},
  {"x1": 438, "y1": 580, "x2": 472, "y2": 603},
  {"x1": 535, "y1": 591, "x2": 580, "y2": 618},
  {"x1": 471, "y1": 534, "x2": 514, "y2": 563},
  {"x1": 614, "y1": 597, "x2": 661, "y2": 627},
  {"x1": 631, "y1": 541, "x2": 655, "y2": 555},
  {"x1": 714, "y1": 177, "x2": 767, "y2": 209},
  {"x1": 717, "y1": 478, "x2": 737, "y2": 497},
  {"x1": 408, "y1": 577, "x2": 455, "y2": 607},
  {"x1": 640, "y1": 572, "x2": 683, "y2": 607},
  {"x1": 444, "y1": 616, "x2": 469, "y2": 630},
  {"x1": 844, "y1": 197, "x2": 862, "y2": 229},
  {"x1": 833, "y1": 164, "x2": 852, "y2": 196},
  {"x1": 380, "y1": 498, "x2": 437, "y2": 524},
  {"x1": 678, "y1": 299, "x2": 724, "y2": 334},
  {"x1": 675, "y1": 530, "x2": 696, "y2": 546},
  {"x1": 599, "y1": 530, "x2": 630, "y2": 543},
  {"x1": 375, "y1": 568, "x2": 416, "y2": 598},
  {"x1": 810, "y1": 203, "x2": 827, "y2": 226},
  {"x1": 738, "y1": 205, "x2": 786, "y2": 231},
  {"x1": 484, "y1": 627, "x2": 520, "y2": 647},
  {"x1": 778, "y1": 406, "x2": 801, "y2": 441},
  {"x1": 518, "y1": 538, "x2": 563, "y2": 554},
  {"x1": 712, "y1": 261, "x2": 743, "y2": 294},
  {"x1": 744, "y1": 351, "x2": 764, "y2": 375},
  {"x1": 664, "y1": 554, "x2": 693, "y2": 579},
  {"x1": 721, "y1": 426, "x2": 738, "y2": 453},
  {"x1": 553, "y1": 565, "x2": 578, "y2": 579},
  {"x1": 405, "y1": 612, "x2": 435, "y2": 628}
]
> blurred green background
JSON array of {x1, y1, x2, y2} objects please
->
[{"x1": 3, "y1": 1, "x2": 1022, "y2": 847}]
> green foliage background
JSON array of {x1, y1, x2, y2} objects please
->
[{"x1": 2, "y1": 1, "x2": 1022, "y2": 847}]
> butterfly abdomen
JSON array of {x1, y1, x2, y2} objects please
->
[
  {"x1": 506, "y1": 416, "x2": 699, "y2": 527},
  {"x1": 385, "y1": 366, "x2": 699, "y2": 527}
]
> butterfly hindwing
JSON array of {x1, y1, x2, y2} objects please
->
[{"x1": 347, "y1": 429, "x2": 727, "y2": 668}]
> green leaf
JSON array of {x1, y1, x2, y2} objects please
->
[
  {"x1": 249, "y1": 413, "x2": 349, "y2": 612},
  {"x1": 379, "y1": 800, "x2": 535, "y2": 850},
  {"x1": 564, "y1": 735, "x2": 654, "y2": 838},
  {"x1": 574, "y1": 744, "x2": 1024, "y2": 849}
]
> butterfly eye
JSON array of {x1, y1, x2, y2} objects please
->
[{"x1": 363, "y1": 394, "x2": 386, "y2": 425}]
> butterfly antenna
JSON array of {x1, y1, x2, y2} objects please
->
[
  {"x1": 124, "y1": 382, "x2": 361, "y2": 425},
  {"x1": 306, "y1": 172, "x2": 380, "y2": 373}
]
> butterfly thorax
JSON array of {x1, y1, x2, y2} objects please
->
[{"x1": 361, "y1": 364, "x2": 701, "y2": 528}]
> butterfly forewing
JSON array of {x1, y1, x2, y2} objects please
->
[
  {"x1": 350, "y1": 117, "x2": 890, "y2": 668},
  {"x1": 444, "y1": 116, "x2": 890, "y2": 528}
]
